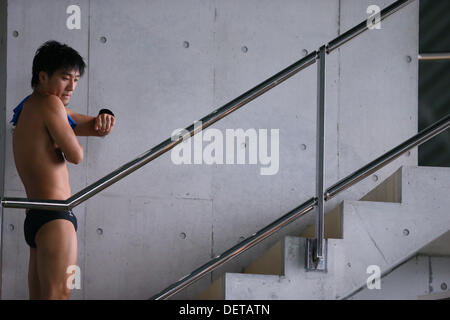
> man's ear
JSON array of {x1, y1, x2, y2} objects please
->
[{"x1": 38, "y1": 71, "x2": 49, "y2": 86}]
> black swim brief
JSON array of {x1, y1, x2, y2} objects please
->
[{"x1": 24, "y1": 209, "x2": 78, "y2": 248}]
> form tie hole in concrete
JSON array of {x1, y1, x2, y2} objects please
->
[
  {"x1": 403, "y1": 229, "x2": 410, "y2": 236},
  {"x1": 302, "y1": 49, "x2": 308, "y2": 56},
  {"x1": 300, "y1": 144, "x2": 307, "y2": 151},
  {"x1": 406, "y1": 55, "x2": 412, "y2": 63},
  {"x1": 100, "y1": 36, "x2": 107, "y2": 43},
  {"x1": 372, "y1": 174, "x2": 379, "y2": 182},
  {"x1": 12, "y1": 30, "x2": 19, "y2": 38},
  {"x1": 406, "y1": 151, "x2": 411, "y2": 157},
  {"x1": 8, "y1": 224, "x2": 14, "y2": 231},
  {"x1": 241, "y1": 46, "x2": 248, "y2": 53},
  {"x1": 441, "y1": 283, "x2": 448, "y2": 291},
  {"x1": 183, "y1": 41, "x2": 190, "y2": 48},
  {"x1": 179, "y1": 232, "x2": 187, "y2": 240},
  {"x1": 96, "y1": 228, "x2": 103, "y2": 235}
]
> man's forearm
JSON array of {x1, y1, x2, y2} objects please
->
[
  {"x1": 72, "y1": 114, "x2": 103, "y2": 136},
  {"x1": 67, "y1": 108, "x2": 114, "y2": 137}
]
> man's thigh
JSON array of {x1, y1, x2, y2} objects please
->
[
  {"x1": 35, "y1": 219, "x2": 77, "y2": 291},
  {"x1": 28, "y1": 247, "x2": 40, "y2": 299}
]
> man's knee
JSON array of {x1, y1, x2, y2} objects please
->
[{"x1": 42, "y1": 283, "x2": 71, "y2": 300}]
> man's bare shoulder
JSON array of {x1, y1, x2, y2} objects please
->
[
  {"x1": 32, "y1": 95, "x2": 66, "y2": 118},
  {"x1": 34, "y1": 94, "x2": 64, "y2": 109}
]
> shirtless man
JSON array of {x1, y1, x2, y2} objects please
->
[{"x1": 11, "y1": 40, "x2": 116, "y2": 299}]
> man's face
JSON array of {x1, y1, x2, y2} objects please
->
[{"x1": 40, "y1": 68, "x2": 80, "y2": 106}]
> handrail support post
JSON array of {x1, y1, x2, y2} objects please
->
[{"x1": 306, "y1": 45, "x2": 327, "y2": 271}]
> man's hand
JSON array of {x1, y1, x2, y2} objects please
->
[{"x1": 94, "y1": 113, "x2": 115, "y2": 136}]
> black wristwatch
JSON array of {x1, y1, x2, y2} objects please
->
[{"x1": 98, "y1": 108, "x2": 115, "y2": 117}]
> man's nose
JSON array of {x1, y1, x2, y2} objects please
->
[{"x1": 67, "y1": 80, "x2": 76, "y2": 91}]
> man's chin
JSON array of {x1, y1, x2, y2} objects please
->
[{"x1": 61, "y1": 97, "x2": 70, "y2": 105}]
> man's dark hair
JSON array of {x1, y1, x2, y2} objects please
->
[{"x1": 31, "y1": 40, "x2": 86, "y2": 89}]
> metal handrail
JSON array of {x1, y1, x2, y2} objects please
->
[
  {"x1": 418, "y1": 53, "x2": 450, "y2": 61},
  {"x1": 151, "y1": 197, "x2": 318, "y2": 300},
  {"x1": 326, "y1": 0, "x2": 414, "y2": 53},
  {"x1": 325, "y1": 114, "x2": 450, "y2": 200},
  {"x1": 1, "y1": 54, "x2": 318, "y2": 211},
  {"x1": 0, "y1": 0, "x2": 414, "y2": 211},
  {"x1": 150, "y1": 113, "x2": 450, "y2": 300},
  {"x1": 151, "y1": 0, "x2": 435, "y2": 299}
]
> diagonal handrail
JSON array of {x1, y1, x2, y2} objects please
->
[
  {"x1": 0, "y1": 0, "x2": 415, "y2": 211},
  {"x1": 1, "y1": 51, "x2": 317, "y2": 210},
  {"x1": 325, "y1": 114, "x2": 450, "y2": 200},
  {"x1": 151, "y1": 113, "x2": 450, "y2": 300},
  {"x1": 151, "y1": 197, "x2": 318, "y2": 300},
  {"x1": 150, "y1": 0, "x2": 431, "y2": 299}
]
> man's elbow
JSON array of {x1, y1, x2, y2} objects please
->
[
  {"x1": 67, "y1": 148, "x2": 84, "y2": 164},
  {"x1": 72, "y1": 154, "x2": 83, "y2": 165}
]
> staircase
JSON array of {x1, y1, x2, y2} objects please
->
[{"x1": 197, "y1": 165, "x2": 450, "y2": 299}]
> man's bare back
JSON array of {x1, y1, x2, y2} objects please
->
[{"x1": 13, "y1": 94, "x2": 73, "y2": 202}]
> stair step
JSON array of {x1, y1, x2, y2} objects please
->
[{"x1": 197, "y1": 165, "x2": 450, "y2": 299}]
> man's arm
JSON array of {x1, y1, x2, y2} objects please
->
[
  {"x1": 66, "y1": 108, "x2": 115, "y2": 137},
  {"x1": 43, "y1": 96, "x2": 84, "y2": 164}
]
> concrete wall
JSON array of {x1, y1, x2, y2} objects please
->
[
  {"x1": 1, "y1": 0, "x2": 419, "y2": 299},
  {"x1": 0, "y1": 0, "x2": 7, "y2": 298}
]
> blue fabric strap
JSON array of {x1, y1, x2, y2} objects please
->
[
  {"x1": 10, "y1": 95, "x2": 77, "y2": 129},
  {"x1": 67, "y1": 113, "x2": 77, "y2": 128}
]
